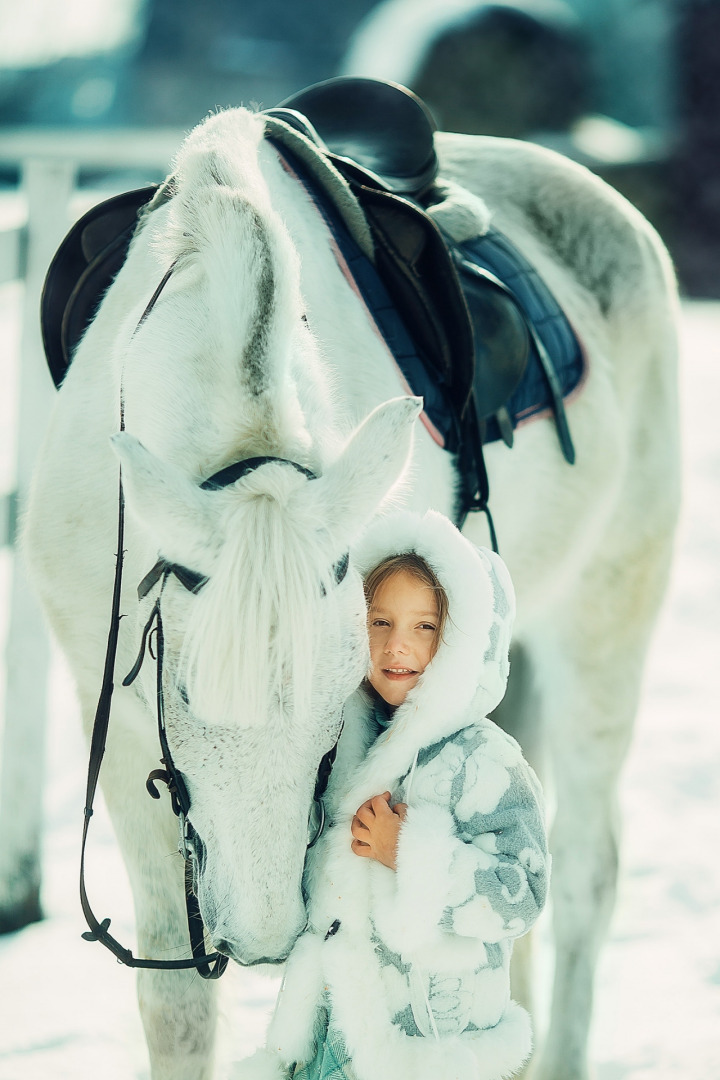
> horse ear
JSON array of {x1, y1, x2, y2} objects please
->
[
  {"x1": 110, "y1": 433, "x2": 218, "y2": 564},
  {"x1": 307, "y1": 396, "x2": 422, "y2": 540}
]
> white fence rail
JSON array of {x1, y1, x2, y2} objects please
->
[{"x1": 0, "y1": 129, "x2": 182, "y2": 930}]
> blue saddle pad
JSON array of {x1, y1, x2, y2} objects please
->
[
  {"x1": 276, "y1": 142, "x2": 586, "y2": 452},
  {"x1": 458, "y1": 230, "x2": 586, "y2": 445}
]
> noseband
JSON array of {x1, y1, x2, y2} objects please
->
[
  {"x1": 80, "y1": 271, "x2": 347, "y2": 978},
  {"x1": 132, "y1": 455, "x2": 349, "y2": 604}
]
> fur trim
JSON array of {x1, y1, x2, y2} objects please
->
[
  {"x1": 373, "y1": 801, "x2": 457, "y2": 954},
  {"x1": 323, "y1": 930, "x2": 531, "y2": 1080},
  {"x1": 351, "y1": 510, "x2": 515, "y2": 764},
  {"x1": 426, "y1": 179, "x2": 492, "y2": 242},
  {"x1": 231, "y1": 1049, "x2": 290, "y2": 1080},
  {"x1": 267, "y1": 932, "x2": 325, "y2": 1064}
]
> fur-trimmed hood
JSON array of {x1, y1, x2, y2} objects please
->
[
  {"x1": 331, "y1": 509, "x2": 516, "y2": 803},
  {"x1": 354, "y1": 508, "x2": 514, "y2": 724}
]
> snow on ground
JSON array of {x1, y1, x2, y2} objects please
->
[{"x1": 0, "y1": 282, "x2": 718, "y2": 1079}]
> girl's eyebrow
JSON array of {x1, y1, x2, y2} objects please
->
[{"x1": 370, "y1": 607, "x2": 438, "y2": 617}]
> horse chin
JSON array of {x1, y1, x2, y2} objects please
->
[{"x1": 214, "y1": 938, "x2": 295, "y2": 967}]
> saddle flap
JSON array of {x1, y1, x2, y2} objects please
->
[
  {"x1": 61, "y1": 231, "x2": 136, "y2": 370},
  {"x1": 41, "y1": 185, "x2": 157, "y2": 387},
  {"x1": 460, "y1": 271, "x2": 530, "y2": 420},
  {"x1": 79, "y1": 193, "x2": 150, "y2": 262},
  {"x1": 355, "y1": 184, "x2": 475, "y2": 413}
]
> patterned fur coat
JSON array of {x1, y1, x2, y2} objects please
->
[{"x1": 241, "y1": 510, "x2": 550, "y2": 1080}]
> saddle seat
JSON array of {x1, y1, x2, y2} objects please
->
[{"x1": 271, "y1": 76, "x2": 439, "y2": 198}]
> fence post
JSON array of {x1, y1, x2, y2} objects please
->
[{"x1": 0, "y1": 157, "x2": 75, "y2": 932}]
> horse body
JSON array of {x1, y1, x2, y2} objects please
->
[{"x1": 23, "y1": 108, "x2": 679, "y2": 1080}]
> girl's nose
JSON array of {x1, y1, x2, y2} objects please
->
[{"x1": 384, "y1": 632, "x2": 409, "y2": 655}]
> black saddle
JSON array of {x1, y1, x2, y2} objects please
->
[
  {"x1": 273, "y1": 79, "x2": 572, "y2": 461},
  {"x1": 273, "y1": 78, "x2": 532, "y2": 439},
  {"x1": 40, "y1": 77, "x2": 574, "y2": 523}
]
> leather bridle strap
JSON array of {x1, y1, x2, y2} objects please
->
[
  {"x1": 79, "y1": 500, "x2": 227, "y2": 974},
  {"x1": 456, "y1": 396, "x2": 498, "y2": 551},
  {"x1": 79, "y1": 265, "x2": 228, "y2": 976},
  {"x1": 144, "y1": 583, "x2": 230, "y2": 978}
]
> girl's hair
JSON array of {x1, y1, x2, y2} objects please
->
[{"x1": 363, "y1": 552, "x2": 449, "y2": 647}]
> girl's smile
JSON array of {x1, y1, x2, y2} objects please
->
[{"x1": 367, "y1": 569, "x2": 440, "y2": 707}]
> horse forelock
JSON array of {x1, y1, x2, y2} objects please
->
[
  {"x1": 180, "y1": 466, "x2": 339, "y2": 730},
  {"x1": 171, "y1": 108, "x2": 266, "y2": 203}
]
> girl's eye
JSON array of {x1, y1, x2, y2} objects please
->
[
  {"x1": 370, "y1": 619, "x2": 390, "y2": 627},
  {"x1": 418, "y1": 623, "x2": 436, "y2": 631}
]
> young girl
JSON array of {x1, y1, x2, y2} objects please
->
[{"x1": 241, "y1": 510, "x2": 549, "y2": 1080}]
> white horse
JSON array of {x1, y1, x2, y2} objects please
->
[{"x1": 23, "y1": 107, "x2": 679, "y2": 1080}]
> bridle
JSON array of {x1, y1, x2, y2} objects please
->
[{"x1": 80, "y1": 270, "x2": 347, "y2": 978}]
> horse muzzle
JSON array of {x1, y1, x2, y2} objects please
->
[
  {"x1": 210, "y1": 911, "x2": 307, "y2": 966},
  {"x1": 212, "y1": 936, "x2": 293, "y2": 966}
]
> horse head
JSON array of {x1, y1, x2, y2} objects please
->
[{"x1": 111, "y1": 394, "x2": 420, "y2": 965}]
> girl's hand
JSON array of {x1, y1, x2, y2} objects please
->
[{"x1": 351, "y1": 792, "x2": 408, "y2": 870}]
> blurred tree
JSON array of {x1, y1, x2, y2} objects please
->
[
  {"x1": 343, "y1": 0, "x2": 592, "y2": 139},
  {"x1": 411, "y1": 4, "x2": 590, "y2": 138},
  {"x1": 672, "y1": 0, "x2": 720, "y2": 295},
  {"x1": 124, "y1": 0, "x2": 384, "y2": 124},
  {"x1": 0, "y1": 0, "x2": 386, "y2": 127}
]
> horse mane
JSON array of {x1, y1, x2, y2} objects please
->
[
  {"x1": 156, "y1": 109, "x2": 303, "y2": 401},
  {"x1": 180, "y1": 464, "x2": 338, "y2": 728}
]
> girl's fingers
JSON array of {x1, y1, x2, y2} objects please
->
[
  {"x1": 355, "y1": 792, "x2": 391, "y2": 817},
  {"x1": 351, "y1": 815, "x2": 370, "y2": 837},
  {"x1": 355, "y1": 803, "x2": 376, "y2": 826}
]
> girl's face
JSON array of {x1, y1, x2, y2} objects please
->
[{"x1": 367, "y1": 569, "x2": 440, "y2": 707}]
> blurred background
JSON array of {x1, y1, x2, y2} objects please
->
[
  {"x1": 0, "y1": 0, "x2": 717, "y2": 294},
  {"x1": 1, "y1": 3, "x2": 719, "y2": 1078}
]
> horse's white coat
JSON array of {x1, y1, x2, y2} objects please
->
[{"x1": 23, "y1": 108, "x2": 680, "y2": 1080}]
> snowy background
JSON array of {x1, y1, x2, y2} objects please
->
[{"x1": 0, "y1": 281, "x2": 718, "y2": 1078}]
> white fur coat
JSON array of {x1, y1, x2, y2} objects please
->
[{"x1": 240, "y1": 511, "x2": 549, "y2": 1080}]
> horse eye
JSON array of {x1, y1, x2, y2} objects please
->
[
  {"x1": 332, "y1": 552, "x2": 349, "y2": 586},
  {"x1": 173, "y1": 565, "x2": 209, "y2": 594},
  {"x1": 320, "y1": 552, "x2": 349, "y2": 598}
]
